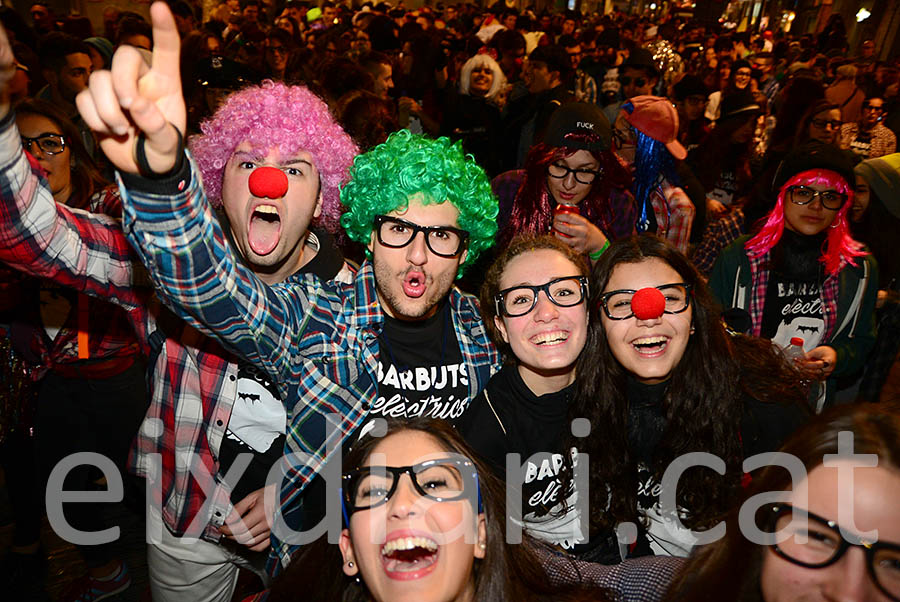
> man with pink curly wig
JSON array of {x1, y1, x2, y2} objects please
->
[{"x1": 0, "y1": 14, "x2": 357, "y2": 601}]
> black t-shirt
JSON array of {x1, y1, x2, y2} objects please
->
[
  {"x1": 371, "y1": 299, "x2": 467, "y2": 423},
  {"x1": 760, "y1": 230, "x2": 826, "y2": 351},
  {"x1": 458, "y1": 365, "x2": 588, "y2": 553},
  {"x1": 217, "y1": 228, "x2": 345, "y2": 503},
  {"x1": 297, "y1": 299, "x2": 469, "y2": 531}
]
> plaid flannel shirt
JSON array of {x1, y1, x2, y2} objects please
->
[
  {"x1": 691, "y1": 207, "x2": 745, "y2": 277},
  {"x1": 0, "y1": 113, "x2": 141, "y2": 376},
  {"x1": 0, "y1": 111, "x2": 241, "y2": 540},
  {"x1": 0, "y1": 112, "x2": 325, "y2": 543},
  {"x1": 117, "y1": 155, "x2": 501, "y2": 572}
]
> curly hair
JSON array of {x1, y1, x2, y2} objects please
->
[
  {"x1": 479, "y1": 235, "x2": 589, "y2": 360},
  {"x1": 558, "y1": 234, "x2": 808, "y2": 535},
  {"x1": 189, "y1": 80, "x2": 358, "y2": 233},
  {"x1": 340, "y1": 130, "x2": 499, "y2": 275},
  {"x1": 499, "y1": 142, "x2": 632, "y2": 249},
  {"x1": 745, "y1": 168, "x2": 866, "y2": 276}
]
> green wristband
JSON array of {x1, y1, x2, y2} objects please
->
[{"x1": 589, "y1": 239, "x2": 611, "y2": 260}]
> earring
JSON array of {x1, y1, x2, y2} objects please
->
[
  {"x1": 479, "y1": 543, "x2": 486, "y2": 550},
  {"x1": 348, "y1": 561, "x2": 354, "y2": 568}
]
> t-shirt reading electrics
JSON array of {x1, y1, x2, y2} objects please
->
[{"x1": 372, "y1": 299, "x2": 467, "y2": 422}]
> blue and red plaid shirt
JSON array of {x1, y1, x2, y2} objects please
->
[
  {"x1": 117, "y1": 154, "x2": 501, "y2": 572},
  {"x1": 0, "y1": 112, "x2": 346, "y2": 545}
]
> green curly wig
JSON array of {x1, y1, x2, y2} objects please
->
[{"x1": 340, "y1": 130, "x2": 498, "y2": 276}]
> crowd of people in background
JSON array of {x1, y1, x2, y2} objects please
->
[{"x1": 0, "y1": 0, "x2": 899, "y2": 601}]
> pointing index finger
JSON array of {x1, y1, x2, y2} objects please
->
[{"x1": 148, "y1": 1, "x2": 181, "y2": 81}]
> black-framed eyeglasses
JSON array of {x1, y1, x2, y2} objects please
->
[
  {"x1": 340, "y1": 456, "x2": 481, "y2": 518},
  {"x1": 864, "y1": 103, "x2": 885, "y2": 112},
  {"x1": 597, "y1": 283, "x2": 693, "y2": 320},
  {"x1": 786, "y1": 185, "x2": 848, "y2": 211},
  {"x1": 619, "y1": 75, "x2": 647, "y2": 87},
  {"x1": 494, "y1": 276, "x2": 588, "y2": 318},
  {"x1": 374, "y1": 215, "x2": 469, "y2": 258},
  {"x1": 810, "y1": 118, "x2": 842, "y2": 130},
  {"x1": 548, "y1": 162, "x2": 601, "y2": 185},
  {"x1": 762, "y1": 503, "x2": 900, "y2": 601},
  {"x1": 21, "y1": 133, "x2": 66, "y2": 155}
]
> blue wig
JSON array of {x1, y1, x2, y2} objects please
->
[{"x1": 631, "y1": 129, "x2": 680, "y2": 233}]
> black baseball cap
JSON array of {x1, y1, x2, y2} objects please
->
[{"x1": 542, "y1": 102, "x2": 612, "y2": 152}]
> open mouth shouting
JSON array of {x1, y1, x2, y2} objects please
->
[
  {"x1": 248, "y1": 202, "x2": 283, "y2": 256},
  {"x1": 631, "y1": 335, "x2": 670, "y2": 357},
  {"x1": 381, "y1": 533, "x2": 439, "y2": 580}
]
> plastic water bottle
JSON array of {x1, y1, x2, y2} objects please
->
[{"x1": 783, "y1": 337, "x2": 806, "y2": 364}]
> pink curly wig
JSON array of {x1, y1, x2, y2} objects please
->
[
  {"x1": 745, "y1": 168, "x2": 867, "y2": 276},
  {"x1": 189, "y1": 81, "x2": 358, "y2": 233}
]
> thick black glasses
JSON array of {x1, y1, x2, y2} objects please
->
[
  {"x1": 341, "y1": 457, "x2": 480, "y2": 516},
  {"x1": 786, "y1": 186, "x2": 848, "y2": 211},
  {"x1": 21, "y1": 133, "x2": 66, "y2": 155},
  {"x1": 864, "y1": 104, "x2": 885, "y2": 112},
  {"x1": 548, "y1": 162, "x2": 601, "y2": 185},
  {"x1": 763, "y1": 503, "x2": 900, "y2": 601},
  {"x1": 810, "y1": 118, "x2": 842, "y2": 130},
  {"x1": 598, "y1": 283, "x2": 693, "y2": 320},
  {"x1": 495, "y1": 276, "x2": 588, "y2": 318},
  {"x1": 374, "y1": 215, "x2": 469, "y2": 258},
  {"x1": 619, "y1": 76, "x2": 647, "y2": 87}
]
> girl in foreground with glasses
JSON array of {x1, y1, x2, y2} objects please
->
[
  {"x1": 558, "y1": 234, "x2": 808, "y2": 563},
  {"x1": 709, "y1": 143, "x2": 878, "y2": 411},
  {"x1": 265, "y1": 418, "x2": 681, "y2": 601},
  {"x1": 664, "y1": 402, "x2": 900, "y2": 602}
]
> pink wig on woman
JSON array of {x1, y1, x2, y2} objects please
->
[
  {"x1": 189, "y1": 80, "x2": 358, "y2": 233},
  {"x1": 745, "y1": 169, "x2": 867, "y2": 276}
]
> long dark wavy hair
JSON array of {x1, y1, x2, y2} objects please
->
[
  {"x1": 499, "y1": 142, "x2": 631, "y2": 249},
  {"x1": 268, "y1": 418, "x2": 610, "y2": 602},
  {"x1": 558, "y1": 234, "x2": 808, "y2": 534},
  {"x1": 663, "y1": 402, "x2": 900, "y2": 602}
]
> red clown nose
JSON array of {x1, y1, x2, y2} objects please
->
[
  {"x1": 631, "y1": 287, "x2": 666, "y2": 320},
  {"x1": 248, "y1": 167, "x2": 289, "y2": 199}
]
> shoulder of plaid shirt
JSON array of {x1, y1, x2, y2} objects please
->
[
  {"x1": 0, "y1": 109, "x2": 296, "y2": 546},
  {"x1": 115, "y1": 150, "x2": 502, "y2": 574},
  {"x1": 0, "y1": 110, "x2": 144, "y2": 367}
]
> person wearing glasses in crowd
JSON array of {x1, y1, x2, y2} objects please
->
[
  {"x1": 797, "y1": 100, "x2": 843, "y2": 147},
  {"x1": 75, "y1": 4, "x2": 502, "y2": 571},
  {"x1": 840, "y1": 96, "x2": 897, "y2": 159},
  {"x1": 495, "y1": 103, "x2": 634, "y2": 262},
  {"x1": 264, "y1": 418, "x2": 684, "y2": 602},
  {"x1": 663, "y1": 401, "x2": 900, "y2": 602},
  {"x1": 1, "y1": 96, "x2": 147, "y2": 598},
  {"x1": 557, "y1": 234, "x2": 808, "y2": 564},
  {"x1": 458, "y1": 235, "x2": 592, "y2": 556},
  {"x1": 709, "y1": 143, "x2": 878, "y2": 412},
  {"x1": 602, "y1": 48, "x2": 659, "y2": 125}
]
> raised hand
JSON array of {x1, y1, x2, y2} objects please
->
[{"x1": 75, "y1": 2, "x2": 186, "y2": 175}]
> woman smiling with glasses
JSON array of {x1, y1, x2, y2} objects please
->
[
  {"x1": 664, "y1": 401, "x2": 900, "y2": 602},
  {"x1": 265, "y1": 418, "x2": 646, "y2": 602},
  {"x1": 556, "y1": 234, "x2": 808, "y2": 564},
  {"x1": 458, "y1": 235, "x2": 594, "y2": 557}
]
